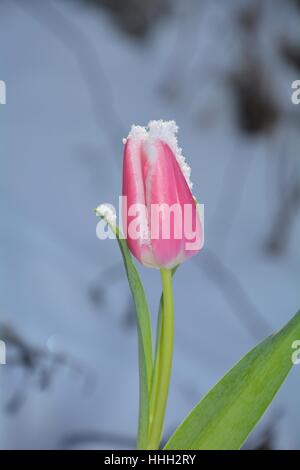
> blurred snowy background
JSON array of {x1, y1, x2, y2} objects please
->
[{"x1": 0, "y1": 0, "x2": 300, "y2": 449}]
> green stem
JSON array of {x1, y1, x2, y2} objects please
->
[{"x1": 147, "y1": 268, "x2": 174, "y2": 449}]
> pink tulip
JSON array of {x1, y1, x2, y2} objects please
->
[{"x1": 122, "y1": 120, "x2": 203, "y2": 269}]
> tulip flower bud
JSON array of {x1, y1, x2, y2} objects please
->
[{"x1": 122, "y1": 120, "x2": 203, "y2": 269}]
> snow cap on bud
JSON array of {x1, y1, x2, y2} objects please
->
[{"x1": 122, "y1": 120, "x2": 203, "y2": 269}]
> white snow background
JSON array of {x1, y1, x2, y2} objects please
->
[{"x1": 0, "y1": 0, "x2": 299, "y2": 449}]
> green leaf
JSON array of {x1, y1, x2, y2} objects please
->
[
  {"x1": 94, "y1": 210, "x2": 153, "y2": 449},
  {"x1": 165, "y1": 310, "x2": 300, "y2": 450}
]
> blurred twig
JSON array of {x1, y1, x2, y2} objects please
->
[
  {"x1": 0, "y1": 323, "x2": 93, "y2": 413},
  {"x1": 89, "y1": 261, "x2": 136, "y2": 328},
  {"x1": 89, "y1": 261, "x2": 124, "y2": 308},
  {"x1": 194, "y1": 249, "x2": 271, "y2": 340},
  {"x1": 263, "y1": 119, "x2": 300, "y2": 255},
  {"x1": 211, "y1": 145, "x2": 255, "y2": 249},
  {"x1": 13, "y1": 0, "x2": 125, "y2": 161},
  {"x1": 265, "y1": 175, "x2": 300, "y2": 255},
  {"x1": 158, "y1": 0, "x2": 200, "y2": 101},
  {"x1": 61, "y1": 429, "x2": 135, "y2": 449},
  {"x1": 79, "y1": 0, "x2": 171, "y2": 39}
]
